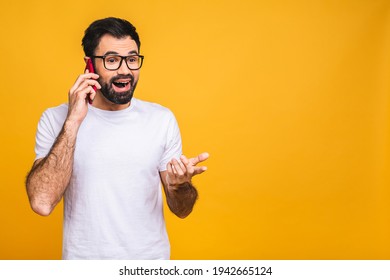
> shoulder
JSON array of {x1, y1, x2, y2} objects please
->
[
  {"x1": 40, "y1": 103, "x2": 68, "y2": 126},
  {"x1": 42, "y1": 103, "x2": 68, "y2": 117}
]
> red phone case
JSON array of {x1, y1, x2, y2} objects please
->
[{"x1": 85, "y1": 59, "x2": 97, "y2": 104}]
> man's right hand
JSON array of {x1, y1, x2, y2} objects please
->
[{"x1": 67, "y1": 71, "x2": 101, "y2": 125}]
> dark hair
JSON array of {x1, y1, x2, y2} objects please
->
[{"x1": 82, "y1": 17, "x2": 141, "y2": 56}]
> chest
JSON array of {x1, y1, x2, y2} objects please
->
[{"x1": 73, "y1": 116, "x2": 166, "y2": 173}]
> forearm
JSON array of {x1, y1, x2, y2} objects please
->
[
  {"x1": 165, "y1": 182, "x2": 198, "y2": 219},
  {"x1": 26, "y1": 120, "x2": 79, "y2": 216}
]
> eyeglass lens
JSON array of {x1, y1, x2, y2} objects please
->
[{"x1": 104, "y1": 55, "x2": 142, "y2": 70}]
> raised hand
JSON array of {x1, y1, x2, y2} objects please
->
[
  {"x1": 67, "y1": 70, "x2": 101, "y2": 125},
  {"x1": 166, "y1": 152, "x2": 209, "y2": 189}
]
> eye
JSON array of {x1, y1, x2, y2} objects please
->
[
  {"x1": 127, "y1": 56, "x2": 138, "y2": 63},
  {"x1": 105, "y1": 56, "x2": 120, "y2": 64}
]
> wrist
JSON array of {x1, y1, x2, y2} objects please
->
[
  {"x1": 65, "y1": 115, "x2": 83, "y2": 127},
  {"x1": 63, "y1": 119, "x2": 81, "y2": 139}
]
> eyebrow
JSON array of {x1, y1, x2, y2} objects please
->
[{"x1": 104, "y1": 50, "x2": 139, "y2": 56}]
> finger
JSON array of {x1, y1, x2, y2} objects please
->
[
  {"x1": 167, "y1": 162, "x2": 174, "y2": 178},
  {"x1": 189, "y1": 152, "x2": 210, "y2": 166},
  {"x1": 70, "y1": 81, "x2": 100, "y2": 99},
  {"x1": 78, "y1": 79, "x2": 101, "y2": 91},
  {"x1": 167, "y1": 161, "x2": 173, "y2": 174},
  {"x1": 81, "y1": 85, "x2": 97, "y2": 96},
  {"x1": 193, "y1": 166, "x2": 207, "y2": 175},
  {"x1": 82, "y1": 72, "x2": 99, "y2": 79},
  {"x1": 171, "y1": 158, "x2": 185, "y2": 176},
  {"x1": 72, "y1": 73, "x2": 99, "y2": 88},
  {"x1": 89, "y1": 90, "x2": 96, "y2": 102},
  {"x1": 167, "y1": 161, "x2": 179, "y2": 180},
  {"x1": 175, "y1": 157, "x2": 187, "y2": 171},
  {"x1": 70, "y1": 73, "x2": 100, "y2": 94},
  {"x1": 166, "y1": 163, "x2": 176, "y2": 186},
  {"x1": 71, "y1": 86, "x2": 96, "y2": 103},
  {"x1": 180, "y1": 155, "x2": 194, "y2": 174},
  {"x1": 91, "y1": 79, "x2": 101, "y2": 89},
  {"x1": 167, "y1": 161, "x2": 177, "y2": 175},
  {"x1": 180, "y1": 155, "x2": 189, "y2": 165}
]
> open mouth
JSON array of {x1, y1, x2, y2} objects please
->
[
  {"x1": 111, "y1": 78, "x2": 132, "y2": 92},
  {"x1": 113, "y1": 81, "x2": 129, "y2": 88}
]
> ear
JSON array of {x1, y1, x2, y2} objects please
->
[{"x1": 84, "y1": 56, "x2": 90, "y2": 63}]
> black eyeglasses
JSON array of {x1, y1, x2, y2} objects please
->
[{"x1": 91, "y1": 54, "x2": 144, "y2": 70}]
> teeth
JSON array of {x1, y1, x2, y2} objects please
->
[{"x1": 113, "y1": 81, "x2": 129, "y2": 88}]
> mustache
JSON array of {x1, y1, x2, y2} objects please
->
[{"x1": 110, "y1": 74, "x2": 134, "y2": 84}]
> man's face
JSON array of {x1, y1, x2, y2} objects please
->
[{"x1": 93, "y1": 34, "x2": 140, "y2": 105}]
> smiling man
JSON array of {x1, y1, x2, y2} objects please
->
[{"x1": 25, "y1": 17, "x2": 208, "y2": 260}]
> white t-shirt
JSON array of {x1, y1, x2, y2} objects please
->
[{"x1": 34, "y1": 98, "x2": 182, "y2": 259}]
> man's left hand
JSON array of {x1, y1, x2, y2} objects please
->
[{"x1": 166, "y1": 152, "x2": 209, "y2": 189}]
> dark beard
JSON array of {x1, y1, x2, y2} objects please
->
[{"x1": 99, "y1": 74, "x2": 137, "y2": 105}]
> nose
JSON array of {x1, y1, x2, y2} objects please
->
[{"x1": 117, "y1": 58, "x2": 132, "y2": 75}]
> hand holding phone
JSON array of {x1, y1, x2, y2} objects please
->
[{"x1": 85, "y1": 58, "x2": 97, "y2": 104}]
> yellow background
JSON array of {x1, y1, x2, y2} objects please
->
[{"x1": 0, "y1": 0, "x2": 389, "y2": 259}]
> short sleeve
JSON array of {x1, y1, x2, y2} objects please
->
[
  {"x1": 158, "y1": 112, "x2": 182, "y2": 171},
  {"x1": 34, "y1": 104, "x2": 68, "y2": 161},
  {"x1": 34, "y1": 111, "x2": 55, "y2": 160}
]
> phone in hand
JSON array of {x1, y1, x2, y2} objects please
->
[{"x1": 85, "y1": 58, "x2": 97, "y2": 104}]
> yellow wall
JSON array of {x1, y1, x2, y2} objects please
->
[{"x1": 0, "y1": 0, "x2": 389, "y2": 259}]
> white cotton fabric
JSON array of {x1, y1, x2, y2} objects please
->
[{"x1": 34, "y1": 98, "x2": 182, "y2": 259}]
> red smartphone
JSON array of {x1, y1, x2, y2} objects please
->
[{"x1": 85, "y1": 58, "x2": 97, "y2": 104}]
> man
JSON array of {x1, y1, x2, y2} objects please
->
[{"x1": 25, "y1": 17, "x2": 209, "y2": 260}]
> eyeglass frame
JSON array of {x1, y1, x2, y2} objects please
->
[{"x1": 90, "y1": 54, "x2": 144, "y2": 71}]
